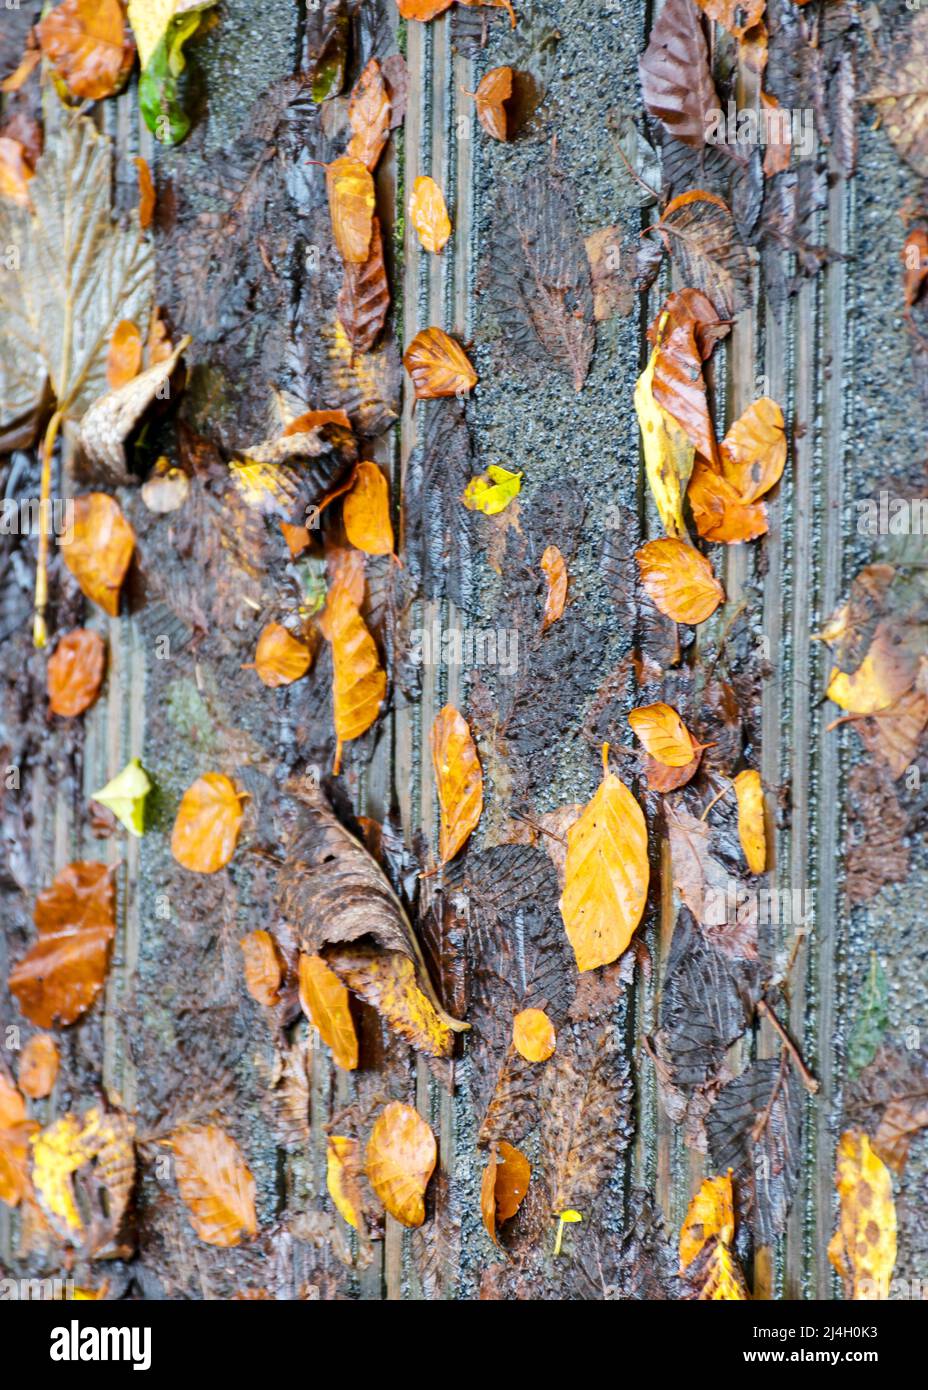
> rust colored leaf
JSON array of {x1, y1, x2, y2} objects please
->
[
  {"x1": 584, "y1": 226, "x2": 636, "y2": 322},
  {"x1": 720, "y1": 397, "x2": 787, "y2": 502},
  {"x1": 343, "y1": 460, "x2": 394, "y2": 556},
  {"x1": 560, "y1": 745, "x2": 649, "y2": 972},
  {"x1": 628, "y1": 702, "x2": 699, "y2": 767},
  {"x1": 338, "y1": 214, "x2": 390, "y2": 353},
  {"x1": 540, "y1": 545, "x2": 567, "y2": 629},
  {"x1": 645, "y1": 750, "x2": 701, "y2": 792},
  {"x1": 170, "y1": 1125, "x2": 257, "y2": 1248},
  {"x1": 659, "y1": 190, "x2": 753, "y2": 319},
  {"x1": 18, "y1": 1035, "x2": 60, "y2": 1100},
  {"x1": 328, "y1": 587, "x2": 386, "y2": 774},
  {"x1": 647, "y1": 289, "x2": 727, "y2": 468},
  {"x1": 365, "y1": 1101, "x2": 436, "y2": 1228},
  {"x1": 298, "y1": 952, "x2": 359, "y2": 1071},
  {"x1": 409, "y1": 175, "x2": 452, "y2": 254},
  {"x1": 8, "y1": 862, "x2": 116, "y2": 1028},
  {"x1": 689, "y1": 459, "x2": 770, "y2": 544},
  {"x1": 47, "y1": 628, "x2": 106, "y2": 717},
  {"x1": 280, "y1": 521, "x2": 310, "y2": 557},
  {"x1": 59, "y1": 493, "x2": 135, "y2": 618},
  {"x1": 251, "y1": 622, "x2": 313, "y2": 688},
  {"x1": 0, "y1": 1073, "x2": 37, "y2": 1207},
  {"x1": 347, "y1": 58, "x2": 391, "y2": 171},
  {"x1": 513, "y1": 1007, "x2": 556, "y2": 1063},
  {"x1": 325, "y1": 943, "x2": 453, "y2": 1059},
  {"x1": 105, "y1": 318, "x2": 142, "y2": 389},
  {"x1": 827, "y1": 1131, "x2": 896, "y2": 1300},
  {"x1": 396, "y1": 0, "x2": 453, "y2": 17},
  {"x1": 639, "y1": 0, "x2": 719, "y2": 147},
  {"x1": 134, "y1": 155, "x2": 154, "y2": 229},
  {"x1": 733, "y1": 768, "x2": 766, "y2": 874},
  {"x1": 431, "y1": 704, "x2": 483, "y2": 863},
  {"x1": 471, "y1": 65, "x2": 513, "y2": 142},
  {"x1": 0, "y1": 136, "x2": 33, "y2": 207},
  {"x1": 481, "y1": 1140, "x2": 530, "y2": 1244},
  {"x1": 37, "y1": 0, "x2": 135, "y2": 102},
  {"x1": 326, "y1": 155, "x2": 375, "y2": 265},
  {"x1": 316, "y1": 542, "x2": 366, "y2": 641},
  {"x1": 240, "y1": 930, "x2": 283, "y2": 1007},
  {"x1": 636, "y1": 537, "x2": 725, "y2": 625},
  {"x1": 171, "y1": 773, "x2": 245, "y2": 874},
  {"x1": 403, "y1": 326, "x2": 478, "y2": 399}
]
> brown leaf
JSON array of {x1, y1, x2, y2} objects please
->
[
  {"x1": 409, "y1": 175, "x2": 452, "y2": 254},
  {"x1": 481, "y1": 1140, "x2": 530, "y2": 1243},
  {"x1": 343, "y1": 460, "x2": 394, "y2": 556},
  {"x1": 431, "y1": 705, "x2": 483, "y2": 863},
  {"x1": 659, "y1": 190, "x2": 753, "y2": 319},
  {"x1": 47, "y1": 628, "x2": 106, "y2": 717},
  {"x1": 18, "y1": 1035, "x2": 60, "y2": 1100},
  {"x1": 402, "y1": 326, "x2": 478, "y2": 399},
  {"x1": 251, "y1": 622, "x2": 313, "y2": 687},
  {"x1": 8, "y1": 862, "x2": 116, "y2": 1028},
  {"x1": 665, "y1": 803, "x2": 758, "y2": 960},
  {"x1": 639, "y1": 0, "x2": 719, "y2": 147},
  {"x1": 240, "y1": 930, "x2": 283, "y2": 1007},
  {"x1": 636, "y1": 538, "x2": 725, "y2": 625},
  {"x1": 324, "y1": 943, "x2": 453, "y2": 1059},
  {"x1": 170, "y1": 773, "x2": 245, "y2": 874},
  {"x1": 584, "y1": 226, "x2": 637, "y2": 322},
  {"x1": 326, "y1": 155, "x2": 375, "y2": 264},
  {"x1": 365, "y1": 1101, "x2": 436, "y2": 1227},
  {"x1": 471, "y1": 65, "x2": 513, "y2": 141},
  {"x1": 647, "y1": 289, "x2": 727, "y2": 467},
  {"x1": 134, "y1": 155, "x2": 154, "y2": 230},
  {"x1": 644, "y1": 750, "x2": 701, "y2": 792},
  {"x1": 512, "y1": 1008, "x2": 556, "y2": 1063},
  {"x1": 170, "y1": 1125, "x2": 257, "y2": 1248},
  {"x1": 59, "y1": 493, "x2": 135, "y2": 617},
  {"x1": 542, "y1": 1028, "x2": 633, "y2": 1213},
  {"x1": 298, "y1": 952, "x2": 359, "y2": 1071},
  {"x1": 540, "y1": 545, "x2": 567, "y2": 629},
  {"x1": 37, "y1": 0, "x2": 135, "y2": 102},
  {"x1": 328, "y1": 587, "x2": 386, "y2": 774},
  {"x1": 347, "y1": 58, "x2": 391, "y2": 171},
  {"x1": 337, "y1": 214, "x2": 390, "y2": 354}
]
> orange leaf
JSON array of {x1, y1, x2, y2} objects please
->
[
  {"x1": 365, "y1": 1101, "x2": 436, "y2": 1228},
  {"x1": 328, "y1": 588, "x2": 386, "y2": 774},
  {"x1": 431, "y1": 705, "x2": 483, "y2": 862},
  {"x1": 326, "y1": 155, "x2": 376, "y2": 264},
  {"x1": 325, "y1": 944, "x2": 454, "y2": 1058},
  {"x1": 395, "y1": 0, "x2": 453, "y2": 17},
  {"x1": 408, "y1": 175, "x2": 452, "y2": 254},
  {"x1": 628, "y1": 702, "x2": 698, "y2": 767},
  {"x1": 37, "y1": 0, "x2": 135, "y2": 102},
  {"x1": 403, "y1": 326, "x2": 477, "y2": 400},
  {"x1": 688, "y1": 457, "x2": 770, "y2": 544},
  {"x1": 0, "y1": 1073, "x2": 37, "y2": 1208},
  {"x1": 337, "y1": 214, "x2": 390, "y2": 353},
  {"x1": 343, "y1": 461, "x2": 394, "y2": 556},
  {"x1": 240, "y1": 930, "x2": 283, "y2": 1007},
  {"x1": 828, "y1": 1130, "x2": 897, "y2": 1300},
  {"x1": 18, "y1": 1035, "x2": 60, "y2": 1100},
  {"x1": 635, "y1": 537, "x2": 725, "y2": 624},
  {"x1": 0, "y1": 136, "x2": 33, "y2": 207},
  {"x1": 347, "y1": 58, "x2": 391, "y2": 172},
  {"x1": 280, "y1": 521, "x2": 310, "y2": 558},
  {"x1": 719, "y1": 397, "x2": 787, "y2": 503},
  {"x1": 105, "y1": 319, "x2": 143, "y2": 389},
  {"x1": 170, "y1": 1125, "x2": 257, "y2": 1248},
  {"x1": 540, "y1": 545, "x2": 567, "y2": 629},
  {"x1": 171, "y1": 773, "x2": 244, "y2": 874},
  {"x1": 298, "y1": 953, "x2": 359, "y2": 1071},
  {"x1": 283, "y1": 408, "x2": 352, "y2": 435},
  {"x1": 47, "y1": 628, "x2": 106, "y2": 717},
  {"x1": 480, "y1": 1140, "x2": 530, "y2": 1244},
  {"x1": 251, "y1": 622, "x2": 313, "y2": 687},
  {"x1": 134, "y1": 155, "x2": 155, "y2": 229},
  {"x1": 8, "y1": 862, "x2": 116, "y2": 1028},
  {"x1": 60, "y1": 493, "x2": 135, "y2": 618},
  {"x1": 733, "y1": 768, "x2": 766, "y2": 873},
  {"x1": 470, "y1": 65, "x2": 513, "y2": 141},
  {"x1": 512, "y1": 1007, "x2": 556, "y2": 1062},
  {"x1": 559, "y1": 744, "x2": 649, "y2": 972},
  {"x1": 326, "y1": 1135, "x2": 365, "y2": 1230},
  {"x1": 647, "y1": 289, "x2": 728, "y2": 467},
  {"x1": 643, "y1": 748, "x2": 702, "y2": 792},
  {"x1": 316, "y1": 543, "x2": 366, "y2": 641}
]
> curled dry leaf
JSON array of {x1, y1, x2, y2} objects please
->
[
  {"x1": 540, "y1": 544, "x2": 567, "y2": 628},
  {"x1": 403, "y1": 326, "x2": 477, "y2": 399},
  {"x1": 31, "y1": 1105, "x2": 135, "y2": 1246},
  {"x1": 105, "y1": 319, "x2": 142, "y2": 389},
  {"x1": 512, "y1": 1007, "x2": 556, "y2": 1063},
  {"x1": 80, "y1": 335, "x2": 190, "y2": 482},
  {"x1": 347, "y1": 58, "x2": 391, "y2": 172},
  {"x1": 471, "y1": 65, "x2": 513, "y2": 141},
  {"x1": 431, "y1": 704, "x2": 483, "y2": 863},
  {"x1": 480, "y1": 1140, "x2": 530, "y2": 1244},
  {"x1": 328, "y1": 587, "x2": 386, "y2": 775},
  {"x1": 325, "y1": 943, "x2": 454, "y2": 1059},
  {"x1": 658, "y1": 190, "x2": 752, "y2": 320},
  {"x1": 647, "y1": 289, "x2": 727, "y2": 467},
  {"x1": 560, "y1": 744, "x2": 649, "y2": 972},
  {"x1": 343, "y1": 460, "x2": 394, "y2": 556},
  {"x1": 240, "y1": 930, "x2": 283, "y2": 1007},
  {"x1": 338, "y1": 214, "x2": 390, "y2": 353},
  {"x1": 170, "y1": 1124, "x2": 257, "y2": 1248},
  {"x1": 733, "y1": 768, "x2": 765, "y2": 874},
  {"x1": 409, "y1": 175, "x2": 452, "y2": 254},
  {"x1": 0, "y1": 136, "x2": 33, "y2": 207},
  {"x1": 679, "y1": 1172, "x2": 748, "y2": 1300},
  {"x1": 327, "y1": 1135, "x2": 364, "y2": 1230},
  {"x1": 8, "y1": 862, "x2": 116, "y2": 1028},
  {"x1": 59, "y1": 493, "x2": 135, "y2": 617},
  {"x1": 827, "y1": 1131, "x2": 896, "y2": 1300},
  {"x1": 37, "y1": 0, "x2": 136, "y2": 102},
  {"x1": 326, "y1": 156, "x2": 376, "y2": 265},
  {"x1": 18, "y1": 1034, "x2": 60, "y2": 1100},
  {"x1": 134, "y1": 155, "x2": 155, "y2": 229},
  {"x1": 635, "y1": 537, "x2": 725, "y2": 625},
  {"x1": 298, "y1": 952, "x2": 359, "y2": 1071},
  {"x1": 365, "y1": 1101, "x2": 436, "y2": 1228},
  {"x1": 171, "y1": 773, "x2": 245, "y2": 874},
  {"x1": 628, "y1": 702, "x2": 698, "y2": 767},
  {"x1": 251, "y1": 622, "x2": 313, "y2": 688},
  {"x1": 47, "y1": 628, "x2": 106, "y2": 718},
  {"x1": 0, "y1": 1073, "x2": 37, "y2": 1206}
]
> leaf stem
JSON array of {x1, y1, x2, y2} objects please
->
[
  {"x1": 33, "y1": 409, "x2": 63, "y2": 649},
  {"x1": 757, "y1": 998, "x2": 819, "y2": 1094}
]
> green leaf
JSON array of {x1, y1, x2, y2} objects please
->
[
  {"x1": 462, "y1": 465, "x2": 523, "y2": 516},
  {"x1": 139, "y1": 8, "x2": 212, "y2": 146},
  {"x1": 92, "y1": 759, "x2": 152, "y2": 838},
  {"x1": 311, "y1": 3, "x2": 350, "y2": 103},
  {"x1": 847, "y1": 952, "x2": 889, "y2": 1079}
]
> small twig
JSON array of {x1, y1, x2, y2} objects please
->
[
  {"x1": 33, "y1": 409, "x2": 63, "y2": 649},
  {"x1": 700, "y1": 777, "x2": 734, "y2": 822},
  {"x1": 757, "y1": 998, "x2": 819, "y2": 1094},
  {"x1": 510, "y1": 810, "x2": 566, "y2": 846},
  {"x1": 615, "y1": 137, "x2": 661, "y2": 204}
]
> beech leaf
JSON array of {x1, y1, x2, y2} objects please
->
[
  {"x1": 169, "y1": 1124, "x2": 257, "y2": 1248},
  {"x1": 365, "y1": 1101, "x2": 436, "y2": 1228},
  {"x1": 47, "y1": 628, "x2": 106, "y2": 718},
  {"x1": 170, "y1": 773, "x2": 244, "y2": 874},
  {"x1": 431, "y1": 705, "x2": 483, "y2": 863},
  {"x1": 91, "y1": 757, "x2": 151, "y2": 837}
]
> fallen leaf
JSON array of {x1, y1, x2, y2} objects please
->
[
  {"x1": 409, "y1": 175, "x2": 452, "y2": 254},
  {"x1": 635, "y1": 344, "x2": 696, "y2": 539},
  {"x1": 9, "y1": 862, "x2": 116, "y2": 1028},
  {"x1": 18, "y1": 1036, "x2": 60, "y2": 1100},
  {"x1": 337, "y1": 214, "x2": 390, "y2": 353},
  {"x1": 91, "y1": 757, "x2": 151, "y2": 837},
  {"x1": 865, "y1": 12, "x2": 928, "y2": 178},
  {"x1": 584, "y1": 226, "x2": 637, "y2": 321},
  {"x1": 733, "y1": 768, "x2": 766, "y2": 873},
  {"x1": 131, "y1": 0, "x2": 219, "y2": 145},
  {"x1": 316, "y1": 542, "x2": 366, "y2": 641},
  {"x1": 403, "y1": 326, "x2": 477, "y2": 399},
  {"x1": 170, "y1": 773, "x2": 245, "y2": 873},
  {"x1": 665, "y1": 804, "x2": 757, "y2": 960},
  {"x1": 280, "y1": 521, "x2": 310, "y2": 558},
  {"x1": 251, "y1": 622, "x2": 313, "y2": 688},
  {"x1": 708, "y1": 1057, "x2": 802, "y2": 1244},
  {"x1": 326, "y1": 1135, "x2": 364, "y2": 1230},
  {"x1": 0, "y1": 136, "x2": 33, "y2": 207},
  {"x1": 431, "y1": 705, "x2": 483, "y2": 863},
  {"x1": 720, "y1": 397, "x2": 787, "y2": 502},
  {"x1": 689, "y1": 458, "x2": 770, "y2": 544},
  {"x1": 170, "y1": 1124, "x2": 257, "y2": 1247},
  {"x1": 343, "y1": 460, "x2": 394, "y2": 556},
  {"x1": 542, "y1": 1028, "x2": 633, "y2": 1212},
  {"x1": 347, "y1": 58, "x2": 391, "y2": 171},
  {"x1": 636, "y1": 537, "x2": 725, "y2": 624},
  {"x1": 240, "y1": 930, "x2": 283, "y2": 1007},
  {"x1": 644, "y1": 749, "x2": 701, "y2": 792},
  {"x1": 639, "y1": 0, "x2": 719, "y2": 147},
  {"x1": 79, "y1": 336, "x2": 190, "y2": 482},
  {"x1": 324, "y1": 943, "x2": 453, "y2": 1059},
  {"x1": 59, "y1": 493, "x2": 135, "y2": 617},
  {"x1": 470, "y1": 65, "x2": 513, "y2": 141},
  {"x1": 328, "y1": 587, "x2": 386, "y2": 774},
  {"x1": 693, "y1": 0, "x2": 764, "y2": 39},
  {"x1": 47, "y1": 628, "x2": 106, "y2": 718},
  {"x1": 37, "y1": 0, "x2": 136, "y2": 102},
  {"x1": 365, "y1": 1101, "x2": 436, "y2": 1227},
  {"x1": 827, "y1": 1131, "x2": 896, "y2": 1299},
  {"x1": 0, "y1": 1074, "x2": 37, "y2": 1207},
  {"x1": 462, "y1": 464, "x2": 521, "y2": 514},
  {"x1": 31, "y1": 1105, "x2": 135, "y2": 1247},
  {"x1": 512, "y1": 1007, "x2": 556, "y2": 1063},
  {"x1": 105, "y1": 319, "x2": 142, "y2": 389},
  {"x1": 540, "y1": 544, "x2": 567, "y2": 628},
  {"x1": 134, "y1": 155, "x2": 155, "y2": 229},
  {"x1": 659, "y1": 190, "x2": 753, "y2": 319},
  {"x1": 298, "y1": 952, "x2": 359, "y2": 1070},
  {"x1": 396, "y1": 0, "x2": 453, "y2": 17},
  {"x1": 326, "y1": 155, "x2": 376, "y2": 264},
  {"x1": 679, "y1": 1172, "x2": 748, "y2": 1299},
  {"x1": 629, "y1": 702, "x2": 698, "y2": 767},
  {"x1": 480, "y1": 1140, "x2": 530, "y2": 1244},
  {"x1": 646, "y1": 289, "x2": 727, "y2": 468},
  {"x1": 560, "y1": 744, "x2": 649, "y2": 972}
]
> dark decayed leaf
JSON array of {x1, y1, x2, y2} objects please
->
[
  {"x1": 865, "y1": 11, "x2": 928, "y2": 178},
  {"x1": 659, "y1": 191, "x2": 753, "y2": 320},
  {"x1": 337, "y1": 215, "x2": 390, "y2": 353},
  {"x1": 639, "y1": 0, "x2": 719, "y2": 148},
  {"x1": 541, "y1": 1027, "x2": 633, "y2": 1214},
  {"x1": 403, "y1": 400, "x2": 476, "y2": 611}
]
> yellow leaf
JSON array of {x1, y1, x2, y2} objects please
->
[
  {"x1": 365, "y1": 1101, "x2": 436, "y2": 1228},
  {"x1": 512, "y1": 1007, "x2": 556, "y2": 1063},
  {"x1": 298, "y1": 953, "x2": 359, "y2": 1071},
  {"x1": 431, "y1": 705, "x2": 483, "y2": 863},
  {"x1": 679, "y1": 1172, "x2": 749, "y2": 1300},
  {"x1": 635, "y1": 343, "x2": 695, "y2": 539},
  {"x1": 462, "y1": 464, "x2": 522, "y2": 515},
  {"x1": 828, "y1": 1130, "x2": 897, "y2": 1300},
  {"x1": 328, "y1": 588, "x2": 386, "y2": 775},
  {"x1": 628, "y1": 702, "x2": 699, "y2": 767},
  {"x1": 31, "y1": 1106, "x2": 135, "y2": 1243},
  {"x1": 326, "y1": 1135, "x2": 364, "y2": 1230},
  {"x1": 326, "y1": 155, "x2": 375, "y2": 265},
  {"x1": 324, "y1": 945, "x2": 453, "y2": 1059},
  {"x1": 733, "y1": 768, "x2": 766, "y2": 874},
  {"x1": 408, "y1": 175, "x2": 452, "y2": 254},
  {"x1": 170, "y1": 773, "x2": 244, "y2": 873},
  {"x1": 91, "y1": 757, "x2": 151, "y2": 837}
]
